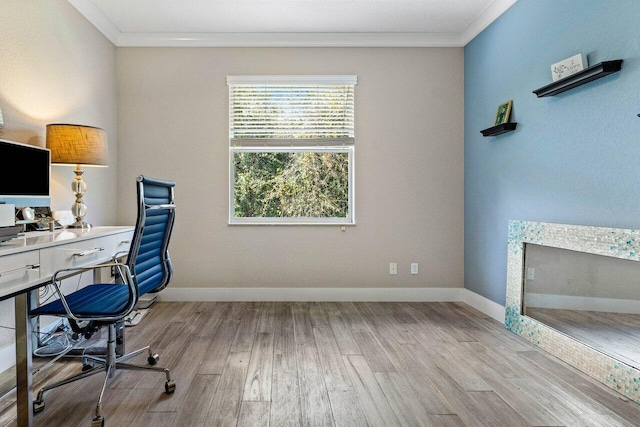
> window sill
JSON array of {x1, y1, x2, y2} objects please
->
[{"x1": 228, "y1": 219, "x2": 355, "y2": 226}]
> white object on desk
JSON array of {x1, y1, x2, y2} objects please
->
[
  {"x1": 21, "y1": 208, "x2": 34, "y2": 221},
  {"x1": 0, "y1": 204, "x2": 15, "y2": 227},
  {"x1": 18, "y1": 230, "x2": 52, "y2": 237},
  {"x1": 52, "y1": 210, "x2": 74, "y2": 227}
]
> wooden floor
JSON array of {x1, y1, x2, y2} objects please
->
[
  {"x1": 1, "y1": 301, "x2": 640, "y2": 426},
  {"x1": 526, "y1": 307, "x2": 640, "y2": 369}
]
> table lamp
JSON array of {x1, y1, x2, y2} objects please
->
[{"x1": 46, "y1": 124, "x2": 108, "y2": 228}]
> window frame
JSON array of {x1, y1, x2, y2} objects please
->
[
  {"x1": 229, "y1": 145, "x2": 355, "y2": 225},
  {"x1": 227, "y1": 75, "x2": 357, "y2": 226}
]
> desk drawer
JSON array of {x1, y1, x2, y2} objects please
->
[
  {"x1": 114, "y1": 231, "x2": 134, "y2": 258},
  {"x1": 0, "y1": 251, "x2": 40, "y2": 287},
  {"x1": 39, "y1": 235, "x2": 117, "y2": 277}
]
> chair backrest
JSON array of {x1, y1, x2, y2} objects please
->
[{"x1": 127, "y1": 175, "x2": 176, "y2": 296}]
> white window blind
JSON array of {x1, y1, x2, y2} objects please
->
[{"x1": 227, "y1": 75, "x2": 357, "y2": 146}]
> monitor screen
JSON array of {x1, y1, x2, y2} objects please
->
[{"x1": 0, "y1": 139, "x2": 50, "y2": 197}]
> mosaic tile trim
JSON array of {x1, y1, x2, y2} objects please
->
[{"x1": 505, "y1": 220, "x2": 640, "y2": 405}]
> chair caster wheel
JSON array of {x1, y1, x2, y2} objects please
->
[
  {"x1": 148, "y1": 354, "x2": 159, "y2": 365},
  {"x1": 165, "y1": 380, "x2": 176, "y2": 394},
  {"x1": 33, "y1": 399, "x2": 45, "y2": 414},
  {"x1": 91, "y1": 416, "x2": 105, "y2": 427}
]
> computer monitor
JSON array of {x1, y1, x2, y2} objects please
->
[{"x1": 0, "y1": 139, "x2": 51, "y2": 207}]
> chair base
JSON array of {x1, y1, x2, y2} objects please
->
[
  {"x1": 33, "y1": 323, "x2": 175, "y2": 424},
  {"x1": 64, "y1": 320, "x2": 126, "y2": 357}
]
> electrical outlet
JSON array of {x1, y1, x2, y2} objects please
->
[
  {"x1": 411, "y1": 263, "x2": 419, "y2": 275},
  {"x1": 389, "y1": 263, "x2": 397, "y2": 275},
  {"x1": 527, "y1": 267, "x2": 535, "y2": 280}
]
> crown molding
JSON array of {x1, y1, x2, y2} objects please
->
[
  {"x1": 460, "y1": 0, "x2": 519, "y2": 45},
  {"x1": 68, "y1": 0, "x2": 120, "y2": 45},
  {"x1": 68, "y1": 0, "x2": 518, "y2": 47},
  {"x1": 117, "y1": 32, "x2": 464, "y2": 47}
]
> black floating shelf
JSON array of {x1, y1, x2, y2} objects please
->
[
  {"x1": 481, "y1": 122, "x2": 517, "y2": 137},
  {"x1": 533, "y1": 59, "x2": 623, "y2": 97}
]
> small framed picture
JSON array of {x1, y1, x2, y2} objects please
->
[{"x1": 494, "y1": 100, "x2": 513, "y2": 125}]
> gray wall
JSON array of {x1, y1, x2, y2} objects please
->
[
  {"x1": 0, "y1": 1, "x2": 118, "y2": 350},
  {"x1": 525, "y1": 244, "x2": 640, "y2": 300},
  {"x1": 116, "y1": 47, "x2": 464, "y2": 292}
]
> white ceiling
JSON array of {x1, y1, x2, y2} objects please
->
[{"x1": 68, "y1": 0, "x2": 518, "y2": 47}]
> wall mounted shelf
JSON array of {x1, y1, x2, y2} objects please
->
[
  {"x1": 533, "y1": 60, "x2": 623, "y2": 97},
  {"x1": 481, "y1": 122, "x2": 517, "y2": 137}
]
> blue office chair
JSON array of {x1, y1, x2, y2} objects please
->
[{"x1": 30, "y1": 175, "x2": 177, "y2": 427}]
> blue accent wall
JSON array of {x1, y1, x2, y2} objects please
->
[{"x1": 464, "y1": 0, "x2": 640, "y2": 305}]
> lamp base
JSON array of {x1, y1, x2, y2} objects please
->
[
  {"x1": 67, "y1": 221, "x2": 92, "y2": 229},
  {"x1": 68, "y1": 165, "x2": 91, "y2": 229}
]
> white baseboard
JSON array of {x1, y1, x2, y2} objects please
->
[
  {"x1": 462, "y1": 289, "x2": 505, "y2": 324},
  {"x1": 158, "y1": 286, "x2": 506, "y2": 323},
  {"x1": 524, "y1": 293, "x2": 640, "y2": 314},
  {"x1": 0, "y1": 344, "x2": 15, "y2": 374},
  {"x1": 158, "y1": 287, "x2": 465, "y2": 302}
]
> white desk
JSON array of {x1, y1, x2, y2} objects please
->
[{"x1": 0, "y1": 226, "x2": 134, "y2": 427}]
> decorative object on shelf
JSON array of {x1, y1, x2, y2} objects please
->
[
  {"x1": 533, "y1": 60, "x2": 623, "y2": 97},
  {"x1": 481, "y1": 100, "x2": 517, "y2": 137},
  {"x1": 46, "y1": 124, "x2": 109, "y2": 229},
  {"x1": 551, "y1": 53, "x2": 586, "y2": 82},
  {"x1": 494, "y1": 100, "x2": 513, "y2": 125},
  {"x1": 481, "y1": 122, "x2": 518, "y2": 137}
]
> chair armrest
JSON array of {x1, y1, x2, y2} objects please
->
[
  {"x1": 51, "y1": 262, "x2": 117, "y2": 282},
  {"x1": 112, "y1": 250, "x2": 129, "y2": 262},
  {"x1": 111, "y1": 250, "x2": 130, "y2": 279},
  {"x1": 48, "y1": 262, "x2": 137, "y2": 323}
]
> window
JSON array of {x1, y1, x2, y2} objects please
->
[{"x1": 228, "y1": 75, "x2": 357, "y2": 225}]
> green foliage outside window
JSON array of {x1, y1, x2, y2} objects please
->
[{"x1": 234, "y1": 152, "x2": 349, "y2": 218}]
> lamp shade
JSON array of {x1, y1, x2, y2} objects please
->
[{"x1": 46, "y1": 124, "x2": 108, "y2": 166}]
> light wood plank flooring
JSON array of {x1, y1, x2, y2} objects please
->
[{"x1": 1, "y1": 301, "x2": 640, "y2": 426}]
